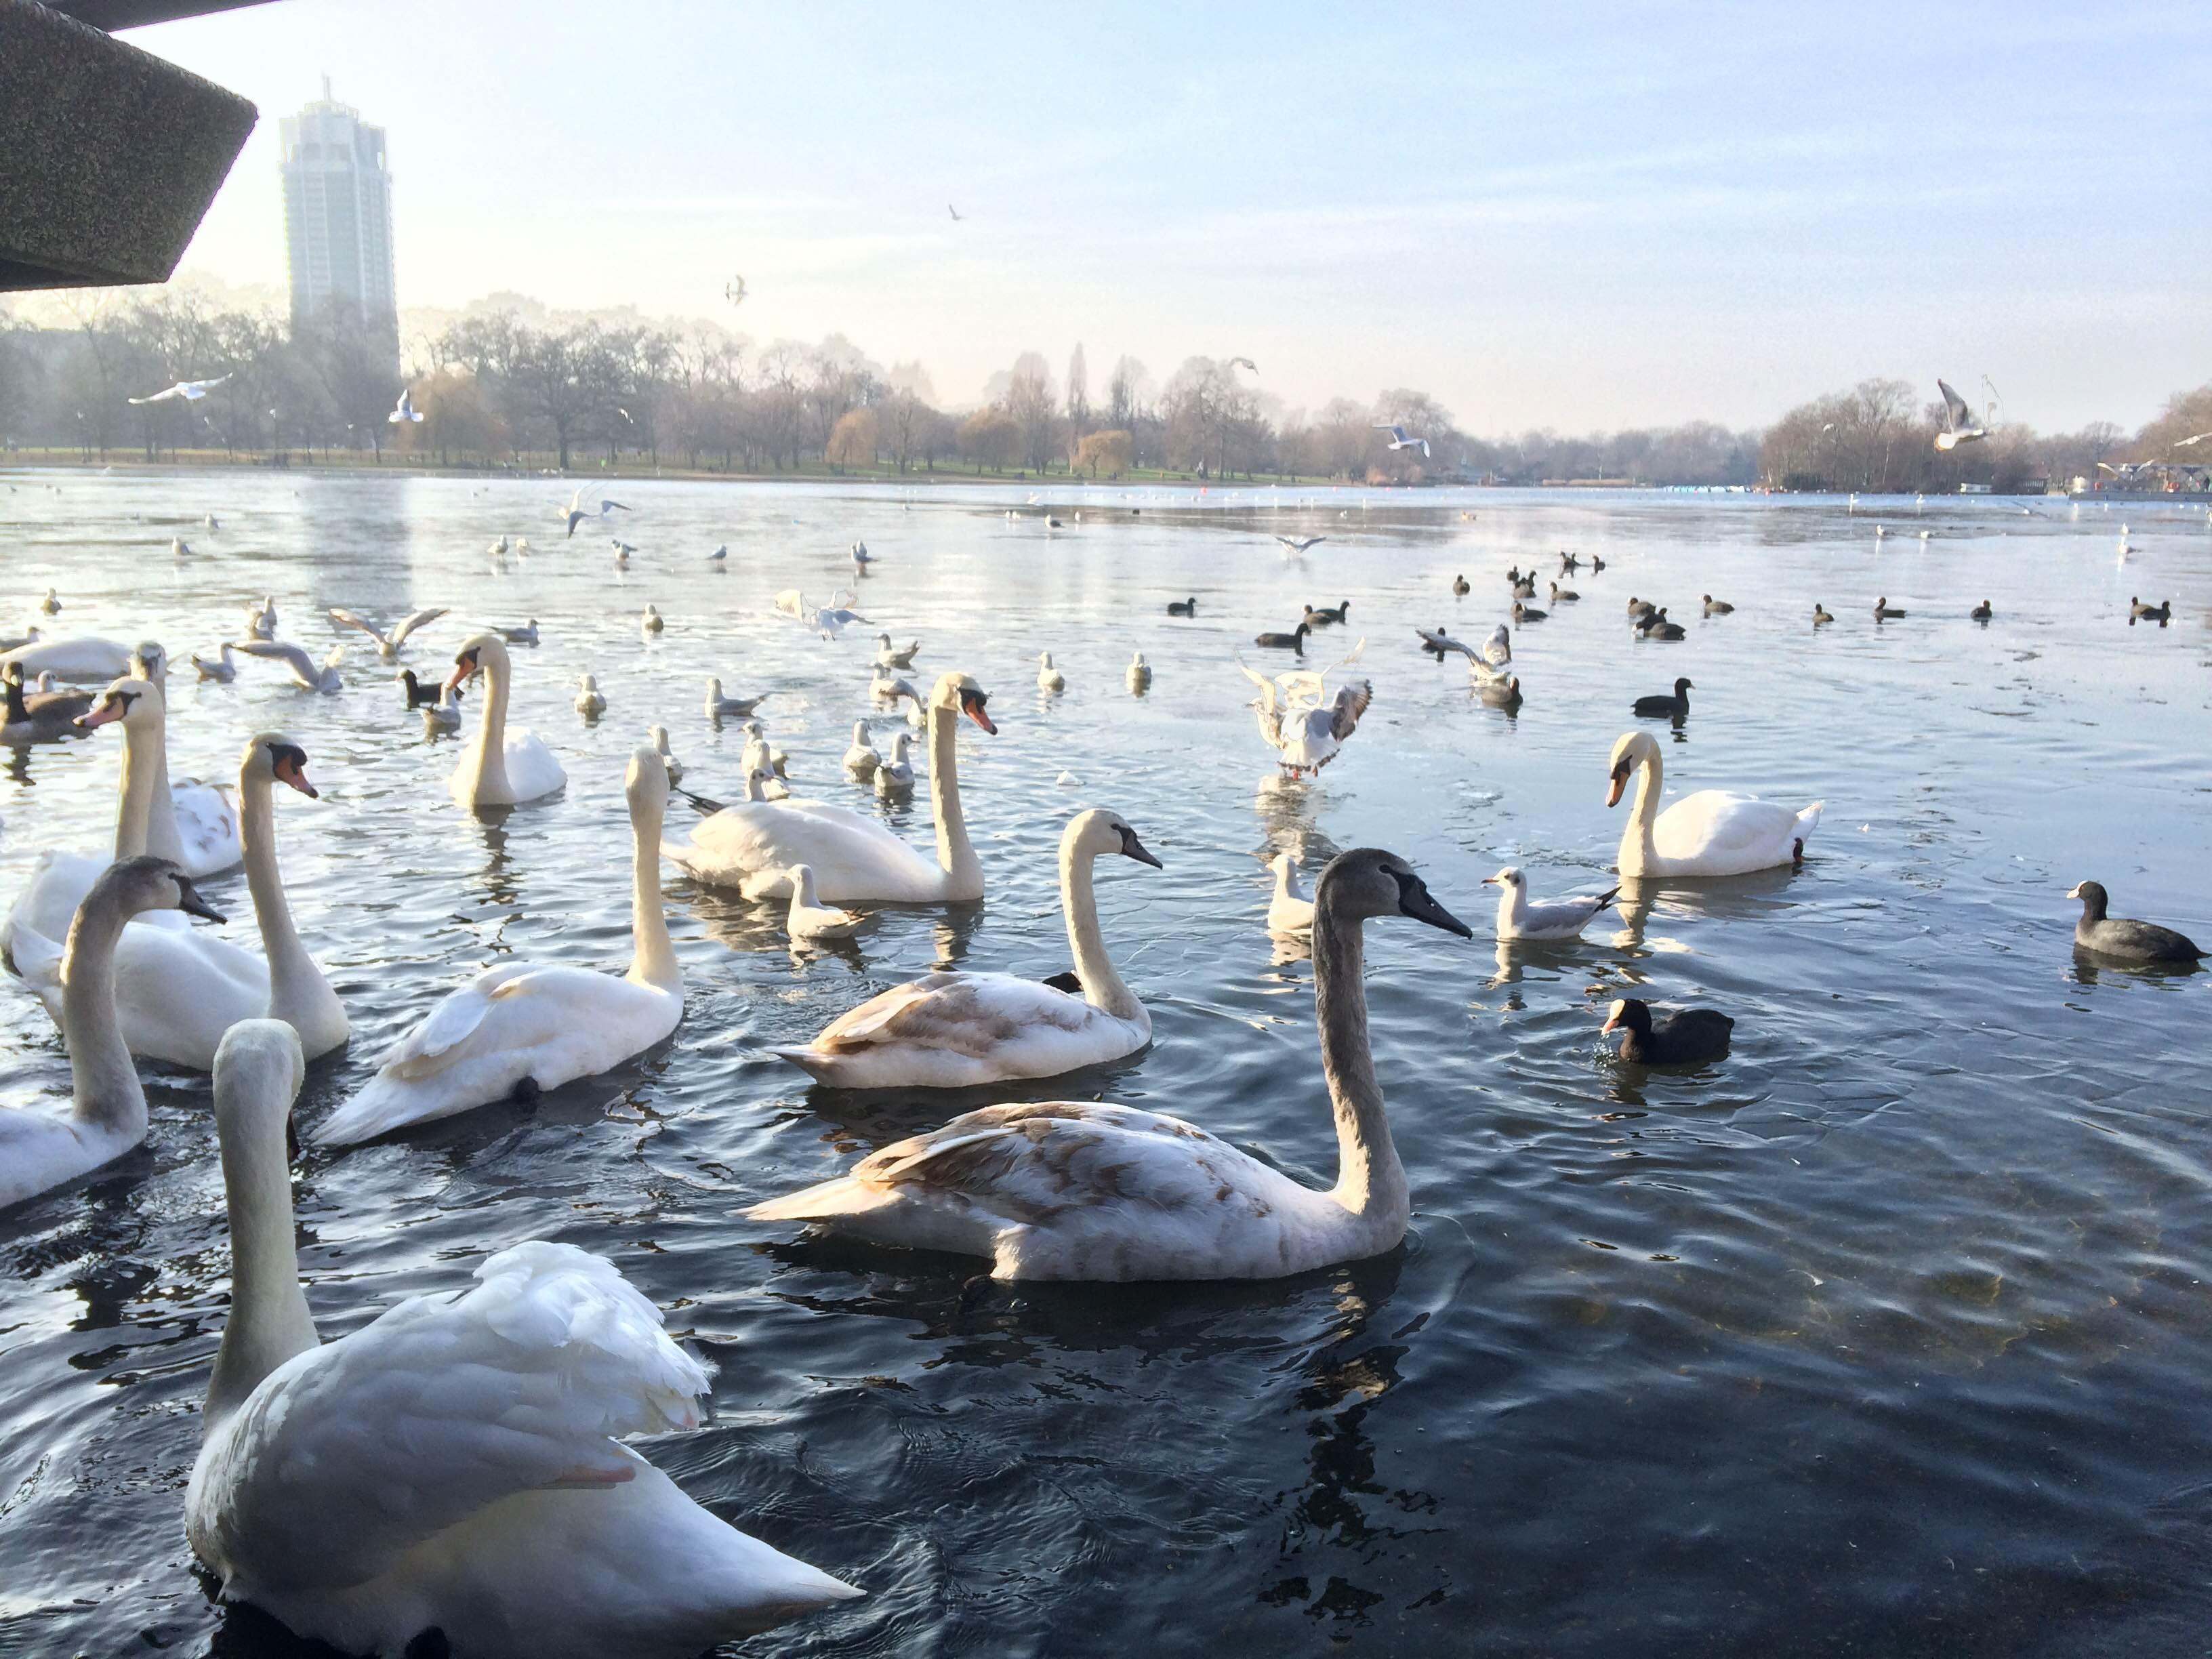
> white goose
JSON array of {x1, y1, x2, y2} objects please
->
[
  {"x1": 238, "y1": 639, "x2": 344, "y2": 694},
  {"x1": 0, "y1": 857, "x2": 224, "y2": 1210},
  {"x1": 12, "y1": 731, "x2": 346, "y2": 1071},
  {"x1": 447, "y1": 632, "x2": 568, "y2": 807},
  {"x1": 1267, "y1": 851, "x2": 1315, "y2": 935},
  {"x1": 750, "y1": 848, "x2": 1470, "y2": 1280},
  {"x1": 192, "y1": 1023, "x2": 862, "y2": 1655},
  {"x1": 841, "y1": 720, "x2": 881, "y2": 780},
  {"x1": 666, "y1": 672, "x2": 996, "y2": 903},
  {"x1": 773, "y1": 809, "x2": 1161, "y2": 1088},
  {"x1": 1605, "y1": 730, "x2": 1824, "y2": 879},
  {"x1": 326, "y1": 605, "x2": 447, "y2": 659},
  {"x1": 319, "y1": 746, "x2": 682, "y2": 1144},
  {"x1": 3, "y1": 676, "x2": 241, "y2": 970}
]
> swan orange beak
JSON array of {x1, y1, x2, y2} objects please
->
[
  {"x1": 960, "y1": 689, "x2": 996, "y2": 735},
  {"x1": 1605, "y1": 760, "x2": 1631, "y2": 808},
  {"x1": 446, "y1": 649, "x2": 479, "y2": 693}
]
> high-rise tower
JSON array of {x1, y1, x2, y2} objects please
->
[{"x1": 279, "y1": 77, "x2": 397, "y2": 356}]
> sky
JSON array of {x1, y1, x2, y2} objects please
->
[{"x1": 120, "y1": 0, "x2": 2208, "y2": 433}]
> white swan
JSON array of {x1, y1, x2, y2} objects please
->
[
  {"x1": 841, "y1": 720, "x2": 880, "y2": 780},
  {"x1": 1267, "y1": 851, "x2": 1315, "y2": 936},
  {"x1": 12, "y1": 732, "x2": 346, "y2": 1070},
  {"x1": 773, "y1": 809, "x2": 1161, "y2": 1088},
  {"x1": 665, "y1": 672, "x2": 996, "y2": 903},
  {"x1": 1485, "y1": 865, "x2": 1618, "y2": 940},
  {"x1": 0, "y1": 634, "x2": 138, "y2": 684},
  {"x1": 326, "y1": 605, "x2": 447, "y2": 659},
  {"x1": 1037, "y1": 651, "x2": 1065, "y2": 693},
  {"x1": 784, "y1": 865, "x2": 863, "y2": 940},
  {"x1": 0, "y1": 857, "x2": 224, "y2": 1210},
  {"x1": 1606, "y1": 730, "x2": 1823, "y2": 879},
  {"x1": 447, "y1": 632, "x2": 568, "y2": 806},
  {"x1": 319, "y1": 746, "x2": 681, "y2": 1144},
  {"x1": 750, "y1": 848, "x2": 1470, "y2": 1279},
  {"x1": 1126, "y1": 651, "x2": 1151, "y2": 693},
  {"x1": 872, "y1": 732, "x2": 914, "y2": 799},
  {"x1": 3, "y1": 676, "x2": 241, "y2": 969},
  {"x1": 238, "y1": 639, "x2": 344, "y2": 694},
  {"x1": 191, "y1": 1023, "x2": 862, "y2": 1655}
]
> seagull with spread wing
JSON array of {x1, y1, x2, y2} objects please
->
[
  {"x1": 388, "y1": 388, "x2": 424, "y2": 424},
  {"x1": 1933, "y1": 380, "x2": 1988, "y2": 451},
  {"x1": 237, "y1": 639, "x2": 345, "y2": 694},
  {"x1": 775, "y1": 588, "x2": 871, "y2": 640},
  {"x1": 1274, "y1": 535, "x2": 1327, "y2": 555},
  {"x1": 1374, "y1": 423, "x2": 1431, "y2": 458},
  {"x1": 129, "y1": 373, "x2": 232, "y2": 406},
  {"x1": 326, "y1": 606, "x2": 447, "y2": 660},
  {"x1": 1240, "y1": 639, "x2": 1372, "y2": 778},
  {"x1": 561, "y1": 487, "x2": 632, "y2": 537}
]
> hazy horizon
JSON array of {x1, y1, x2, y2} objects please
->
[{"x1": 94, "y1": 1, "x2": 2212, "y2": 432}]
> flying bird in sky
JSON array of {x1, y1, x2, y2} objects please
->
[
  {"x1": 562, "y1": 488, "x2": 633, "y2": 537},
  {"x1": 388, "y1": 389, "x2": 423, "y2": 424},
  {"x1": 947, "y1": 203, "x2": 964, "y2": 221},
  {"x1": 1933, "y1": 380, "x2": 1988, "y2": 451},
  {"x1": 1274, "y1": 535, "x2": 1326, "y2": 554},
  {"x1": 1374, "y1": 423, "x2": 1431, "y2": 458},
  {"x1": 129, "y1": 373, "x2": 231, "y2": 405}
]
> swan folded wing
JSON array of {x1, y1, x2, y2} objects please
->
[
  {"x1": 848, "y1": 1102, "x2": 1242, "y2": 1224},
  {"x1": 196, "y1": 1241, "x2": 709, "y2": 1591},
  {"x1": 811, "y1": 973, "x2": 1090, "y2": 1056},
  {"x1": 380, "y1": 962, "x2": 546, "y2": 1080},
  {"x1": 1654, "y1": 790, "x2": 1798, "y2": 863}
]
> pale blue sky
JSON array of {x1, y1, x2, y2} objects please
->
[{"x1": 131, "y1": 0, "x2": 2207, "y2": 431}]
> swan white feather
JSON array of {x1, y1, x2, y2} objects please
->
[
  {"x1": 1607, "y1": 730, "x2": 1822, "y2": 878},
  {"x1": 447, "y1": 632, "x2": 568, "y2": 806}
]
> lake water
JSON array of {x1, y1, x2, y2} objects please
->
[{"x1": 1, "y1": 473, "x2": 2209, "y2": 1658}]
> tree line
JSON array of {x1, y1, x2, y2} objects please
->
[{"x1": 1, "y1": 291, "x2": 2203, "y2": 492}]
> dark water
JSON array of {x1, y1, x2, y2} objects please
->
[{"x1": 1, "y1": 474, "x2": 2209, "y2": 1658}]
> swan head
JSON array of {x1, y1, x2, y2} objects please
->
[
  {"x1": 449, "y1": 632, "x2": 507, "y2": 691},
  {"x1": 213, "y1": 1018, "x2": 305, "y2": 1147},
  {"x1": 1316, "y1": 848, "x2": 1471, "y2": 937},
  {"x1": 243, "y1": 732, "x2": 318, "y2": 798},
  {"x1": 1066, "y1": 808, "x2": 1164, "y2": 869},
  {"x1": 930, "y1": 672, "x2": 997, "y2": 735},
  {"x1": 1483, "y1": 866, "x2": 1524, "y2": 890},
  {"x1": 1605, "y1": 731, "x2": 1660, "y2": 807},
  {"x1": 75, "y1": 674, "x2": 165, "y2": 735},
  {"x1": 626, "y1": 743, "x2": 670, "y2": 811},
  {"x1": 98, "y1": 853, "x2": 226, "y2": 924}
]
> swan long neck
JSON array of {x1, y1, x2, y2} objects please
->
[
  {"x1": 1619, "y1": 743, "x2": 1662, "y2": 874},
  {"x1": 240, "y1": 771, "x2": 325, "y2": 1021},
  {"x1": 1312, "y1": 903, "x2": 1406, "y2": 1229},
  {"x1": 1061, "y1": 836, "x2": 1141, "y2": 1023},
  {"x1": 205, "y1": 1062, "x2": 316, "y2": 1427},
  {"x1": 628, "y1": 788, "x2": 680, "y2": 989},
  {"x1": 927, "y1": 701, "x2": 981, "y2": 895},
  {"x1": 472, "y1": 653, "x2": 514, "y2": 798},
  {"x1": 60, "y1": 888, "x2": 146, "y2": 1141},
  {"x1": 114, "y1": 714, "x2": 179, "y2": 862}
]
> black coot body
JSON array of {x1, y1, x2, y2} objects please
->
[
  {"x1": 2069, "y1": 881, "x2": 2205, "y2": 963},
  {"x1": 1603, "y1": 998, "x2": 1734, "y2": 1065},
  {"x1": 1255, "y1": 622, "x2": 1310, "y2": 653},
  {"x1": 1634, "y1": 677, "x2": 1692, "y2": 718},
  {"x1": 399, "y1": 669, "x2": 441, "y2": 709},
  {"x1": 1166, "y1": 597, "x2": 1196, "y2": 616}
]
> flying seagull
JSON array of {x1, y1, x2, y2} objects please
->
[
  {"x1": 562, "y1": 487, "x2": 632, "y2": 537},
  {"x1": 1933, "y1": 380, "x2": 1988, "y2": 451},
  {"x1": 948, "y1": 203, "x2": 964, "y2": 221},
  {"x1": 1274, "y1": 535, "x2": 1327, "y2": 554},
  {"x1": 326, "y1": 606, "x2": 448, "y2": 661},
  {"x1": 129, "y1": 373, "x2": 231, "y2": 405},
  {"x1": 1374, "y1": 423, "x2": 1431, "y2": 458},
  {"x1": 388, "y1": 388, "x2": 424, "y2": 424},
  {"x1": 1228, "y1": 356, "x2": 1257, "y2": 373},
  {"x1": 2172, "y1": 432, "x2": 2212, "y2": 449}
]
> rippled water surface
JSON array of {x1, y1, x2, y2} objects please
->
[{"x1": 3, "y1": 473, "x2": 2211, "y2": 1658}]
